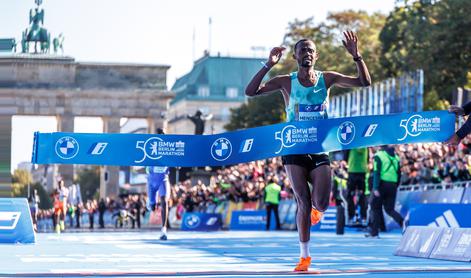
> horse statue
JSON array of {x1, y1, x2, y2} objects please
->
[{"x1": 24, "y1": 5, "x2": 50, "y2": 53}]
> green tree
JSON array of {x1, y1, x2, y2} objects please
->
[
  {"x1": 12, "y1": 169, "x2": 32, "y2": 185},
  {"x1": 380, "y1": 0, "x2": 471, "y2": 101},
  {"x1": 424, "y1": 90, "x2": 450, "y2": 111},
  {"x1": 11, "y1": 169, "x2": 32, "y2": 197},
  {"x1": 76, "y1": 166, "x2": 100, "y2": 202},
  {"x1": 429, "y1": 0, "x2": 471, "y2": 99},
  {"x1": 33, "y1": 183, "x2": 53, "y2": 209},
  {"x1": 11, "y1": 168, "x2": 52, "y2": 208}
]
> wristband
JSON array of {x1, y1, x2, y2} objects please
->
[
  {"x1": 353, "y1": 56, "x2": 363, "y2": 62},
  {"x1": 261, "y1": 61, "x2": 270, "y2": 69}
]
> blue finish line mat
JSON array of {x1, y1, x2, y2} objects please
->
[{"x1": 1, "y1": 231, "x2": 470, "y2": 277}]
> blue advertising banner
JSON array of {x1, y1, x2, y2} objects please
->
[
  {"x1": 230, "y1": 210, "x2": 274, "y2": 230},
  {"x1": 32, "y1": 111, "x2": 453, "y2": 167},
  {"x1": 0, "y1": 198, "x2": 35, "y2": 244},
  {"x1": 311, "y1": 206, "x2": 337, "y2": 231},
  {"x1": 181, "y1": 212, "x2": 222, "y2": 231},
  {"x1": 409, "y1": 204, "x2": 471, "y2": 228}
]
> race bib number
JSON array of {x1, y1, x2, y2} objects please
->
[{"x1": 297, "y1": 104, "x2": 326, "y2": 121}]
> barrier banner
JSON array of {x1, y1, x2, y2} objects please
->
[
  {"x1": 420, "y1": 189, "x2": 464, "y2": 204},
  {"x1": 430, "y1": 228, "x2": 471, "y2": 262},
  {"x1": 311, "y1": 206, "x2": 337, "y2": 231},
  {"x1": 437, "y1": 188, "x2": 465, "y2": 204},
  {"x1": 278, "y1": 200, "x2": 292, "y2": 225},
  {"x1": 409, "y1": 204, "x2": 471, "y2": 228},
  {"x1": 168, "y1": 207, "x2": 182, "y2": 229},
  {"x1": 181, "y1": 212, "x2": 222, "y2": 231},
  {"x1": 230, "y1": 210, "x2": 273, "y2": 230},
  {"x1": 282, "y1": 201, "x2": 297, "y2": 230},
  {"x1": 0, "y1": 198, "x2": 35, "y2": 244},
  {"x1": 394, "y1": 226, "x2": 444, "y2": 258},
  {"x1": 32, "y1": 111, "x2": 453, "y2": 167},
  {"x1": 148, "y1": 209, "x2": 162, "y2": 226},
  {"x1": 461, "y1": 187, "x2": 471, "y2": 204}
]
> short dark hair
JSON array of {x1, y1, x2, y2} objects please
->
[{"x1": 294, "y1": 39, "x2": 311, "y2": 52}]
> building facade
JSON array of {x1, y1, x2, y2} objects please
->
[{"x1": 168, "y1": 54, "x2": 265, "y2": 135}]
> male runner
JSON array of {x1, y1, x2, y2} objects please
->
[
  {"x1": 245, "y1": 31, "x2": 371, "y2": 271},
  {"x1": 146, "y1": 128, "x2": 170, "y2": 240},
  {"x1": 54, "y1": 180, "x2": 69, "y2": 234}
]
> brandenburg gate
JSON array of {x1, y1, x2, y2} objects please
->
[{"x1": 0, "y1": 55, "x2": 173, "y2": 197}]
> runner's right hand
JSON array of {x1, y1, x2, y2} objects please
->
[{"x1": 266, "y1": 47, "x2": 286, "y2": 68}]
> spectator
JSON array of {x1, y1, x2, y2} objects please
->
[
  {"x1": 98, "y1": 198, "x2": 106, "y2": 229},
  {"x1": 264, "y1": 176, "x2": 281, "y2": 230}
]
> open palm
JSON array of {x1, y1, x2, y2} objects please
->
[{"x1": 342, "y1": 30, "x2": 359, "y2": 58}]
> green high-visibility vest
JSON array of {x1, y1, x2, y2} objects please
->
[
  {"x1": 374, "y1": 150, "x2": 400, "y2": 183},
  {"x1": 348, "y1": 148, "x2": 368, "y2": 173},
  {"x1": 265, "y1": 183, "x2": 281, "y2": 205}
]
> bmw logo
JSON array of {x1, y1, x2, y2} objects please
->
[
  {"x1": 185, "y1": 215, "x2": 201, "y2": 228},
  {"x1": 55, "y1": 136, "x2": 80, "y2": 159},
  {"x1": 211, "y1": 138, "x2": 232, "y2": 161},
  {"x1": 337, "y1": 121, "x2": 355, "y2": 145}
]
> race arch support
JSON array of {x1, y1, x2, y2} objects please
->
[{"x1": 0, "y1": 198, "x2": 35, "y2": 244}]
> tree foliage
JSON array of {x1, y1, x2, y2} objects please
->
[
  {"x1": 76, "y1": 166, "x2": 100, "y2": 202},
  {"x1": 11, "y1": 169, "x2": 52, "y2": 209},
  {"x1": 12, "y1": 169, "x2": 32, "y2": 185},
  {"x1": 380, "y1": 0, "x2": 471, "y2": 100}
]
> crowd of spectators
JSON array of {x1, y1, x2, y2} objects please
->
[
  {"x1": 170, "y1": 159, "x2": 294, "y2": 213},
  {"x1": 36, "y1": 195, "x2": 147, "y2": 231}
]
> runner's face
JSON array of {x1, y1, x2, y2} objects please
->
[{"x1": 295, "y1": 41, "x2": 317, "y2": 68}]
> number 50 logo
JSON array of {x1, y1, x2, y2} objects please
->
[
  {"x1": 134, "y1": 137, "x2": 163, "y2": 163},
  {"x1": 398, "y1": 114, "x2": 422, "y2": 141}
]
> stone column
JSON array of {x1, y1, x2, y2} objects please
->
[
  {"x1": 56, "y1": 114, "x2": 74, "y2": 188},
  {"x1": 100, "y1": 116, "x2": 120, "y2": 199},
  {"x1": 0, "y1": 116, "x2": 12, "y2": 197}
]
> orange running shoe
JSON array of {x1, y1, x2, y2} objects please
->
[
  {"x1": 294, "y1": 256, "x2": 311, "y2": 272},
  {"x1": 311, "y1": 208, "x2": 323, "y2": 225}
]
